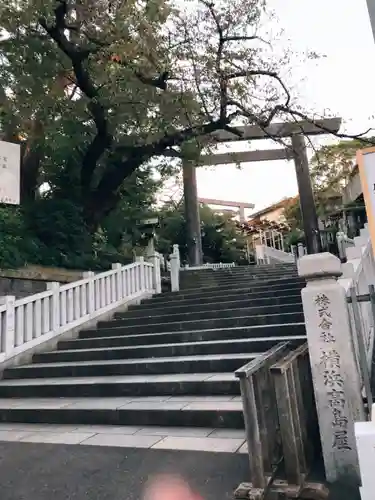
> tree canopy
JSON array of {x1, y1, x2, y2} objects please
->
[
  {"x1": 310, "y1": 138, "x2": 374, "y2": 192},
  {"x1": 0, "y1": 0, "x2": 328, "y2": 233},
  {"x1": 157, "y1": 203, "x2": 248, "y2": 264}
]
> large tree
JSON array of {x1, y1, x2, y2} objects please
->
[{"x1": 0, "y1": 0, "x2": 332, "y2": 230}]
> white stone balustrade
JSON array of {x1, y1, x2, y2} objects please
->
[
  {"x1": 0, "y1": 260, "x2": 157, "y2": 364},
  {"x1": 255, "y1": 244, "x2": 295, "y2": 264},
  {"x1": 355, "y1": 405, "x2": 375, "y2": 500}
]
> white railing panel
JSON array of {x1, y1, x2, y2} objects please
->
[
  {"x1": 255, "y1": 244, "x2": 295, "y2": 264},
  {"x1": 0, "y1": 258, "x2": 159, "y2": 364},
  {"x1": 181, "y1": 262, "x2": 236, "y2": 271},
  {"x1": 0, "y1": 303, "x2": 8, "y2": 354}
]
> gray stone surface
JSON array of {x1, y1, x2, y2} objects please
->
[
  {"x1": 208, "y1": 429, "x2": 245, "y2": 439},
  {"x1": 137, "y1": 427, "x2": 212, "y2": 437},
  {"x1": 21, "y1": 432, "x2": 95, "y2": 445},
  {"x1": 83, "y1": 433, "x2": 163, "y2": 448},
  {"x1": 0, "y1": 441, "x2": 250, "y2": 500},
  {"x1": 0, "y1": 431, "x2": 34, "y2": 441},
  {"x1": 153, "y1": 436, "x2": 244, "y2": 453}
]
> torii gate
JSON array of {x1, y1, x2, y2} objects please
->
[
  {"x1": 198, "y1": 198, "x2": 255, "y2": 222},
  {"x1": 182, "y1": 118, "x2": 341, "y2": 266}
]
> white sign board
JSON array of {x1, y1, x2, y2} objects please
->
[
  {"x1": 0, "y1": 140, "x2": 20, "y2": 205},
  {"x1": 357, "y1": 148, "x2": 375, "y2": 257}
]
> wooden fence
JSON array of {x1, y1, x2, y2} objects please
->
[{"x1": 235, "y1": 341, "x2": 328, "y2": 500}]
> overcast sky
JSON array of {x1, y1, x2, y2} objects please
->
[{"x1": 196, "y1": 0, "x2": 375, "y2": 216}]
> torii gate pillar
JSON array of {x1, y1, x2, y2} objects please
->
[
  {"x1": 291, "y1": 133, "x2": 322, "y2": 254},
  {"x1": 182, "y1": 157, "x2": 203, "y2": 266}
]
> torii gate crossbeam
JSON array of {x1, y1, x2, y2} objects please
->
[{"x1": 179, "y1": 118, "x2": 341, "y2": 266}]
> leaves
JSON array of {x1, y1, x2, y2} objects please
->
[{"x1": 156, "y1": 203, "x2": 248, "y2": 263}]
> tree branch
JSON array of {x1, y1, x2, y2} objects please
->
[
  {"x1": 226, "y1": 69, "x2": 291, "y2": 110},
  {"x1": 39, "y1": 0, "x2": 112, "y2": 191}
]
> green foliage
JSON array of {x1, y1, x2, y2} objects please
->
[
  {"x1": 156, "y1": 203, "x2": 248, "y2": 264},
  {"x1": 310, "y1": 138, "x2": 375, "y2": 192},
  {"x1": 284, "y1": 138, "x2": 374, "y2": 235}
]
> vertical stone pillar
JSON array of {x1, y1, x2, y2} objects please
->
[
  {"x1": 291, "y1": 133, "x2": 322, "y2": 254},
  {"x1": 298, "y1": 252, "x2": 365, "y2": 485},
  {"x1": 182, "y1": 155, "x2": 203, "y2": 266},
  {"x1": 170, "y1": 249, "x2": 180, "y2": 292},
  {"x1": 147, "y1": 251, "x2": 162, "y2": 294},
  {"x1": 0, "y1": 295, "x2": 15, "y2": 355}
]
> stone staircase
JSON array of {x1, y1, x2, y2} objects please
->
[{"x1": 0, "y1": 263, "x2": 306, "y2": 438}]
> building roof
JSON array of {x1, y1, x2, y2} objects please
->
[{"x1": 248, "y1": 196, "x2": 297, "y2": 220}]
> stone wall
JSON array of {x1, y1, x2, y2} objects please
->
[{"x1": 0, "y1": 265, "x2": 84, "y2": 298}]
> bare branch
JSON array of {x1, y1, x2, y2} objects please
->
[
  {"x1": 226, "y1": 69, "x2": 291, "y2": 110},
  {"x1": 199, "y1": 0, "x2": 227, "y2": 120},
  {"x1": 279, "y1": 106, "x2": 375, "y2": 144}
]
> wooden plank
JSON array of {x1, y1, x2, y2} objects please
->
[
  {"x1": 271, "y1": 344, "x2": 310, "y2": 485},
  {"x1": 239, "y1": 376, "x2": 266, "y2": 489},
  {"x1": 235, "y1": 341, "x2": 291, "y2": 379},
  {"x1": 236, "y1": 342, "x2": 291, "y2": 488}
]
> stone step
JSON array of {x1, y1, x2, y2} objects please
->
[
  {"x1": 162, "y1": 276, "x2": 304, "y2": 299},
  {"x1": 180, "y1": 270, "x2": 298, "y2": 281},
  {"x1": 179, "y1": 265, "x2": 296, "y2": 277},
  {"x1": 65, "y1": 322, "x2": 305, "y2": 350},
  {"x1": 145, "y1": 284, "x2": 303, "y2": 306},
  {"x1": 178, "y1": 274, "x2": 297, "y2": 286},
  {"x1": 125, "y1": 294, "x2": 303, "y2": 317},
  {"x1": 112, "y1": 302, "x2": 303, "y2": 326},
  {"x1": 0, "y1": 396, "x2": 244, "y2": 429},
  {"x1": 0, "y1": 421, "x2": 247, "y2": 452},
  {"x1": 94, "y1": 311, "x2": 304, "y2": 336},
  {"x1": 180, "y1": 277, "x2": 299, "y2": 290},
  {"x1": 4, "y1": 353, "x2": 259, "y2": 379},
  {"x1": 0, "y1": 372, "x2": 241, "y2": 398},
  {"x1": 35, "y1": 333, "x2": 306, "y2": 363}
]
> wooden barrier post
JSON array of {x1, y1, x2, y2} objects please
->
[{"x1": 235, "y1": 342, "x2": 290, "y2": 499}]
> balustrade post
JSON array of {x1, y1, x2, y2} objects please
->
[
  {"x1": 170, "y1": 252, "x2": 180, "y2": 292},
  {"x1": 83, "y1": 271, "x2": 95, "y2": 314},
  {"x1": 111, "y1": 263, "x2": 123, "y2": 300},
  {"x1": 0, "y1": 295, "x2": 15, "y2": 355},
  {"x1": 135, "y1": 256, "x2": 145, "y2": 292},
  {"x1": 47, "y1": 282, "x2": 60, "y2": 331},
  {"x1": 297, "y1": 243, "x2": 304, "y2": 258},
  {"x1": 298, "y1": 252, "x2": 365, "y2": 485},
  {"x1": 147, "y1": 251, "x2": 162, "y2": 294}
]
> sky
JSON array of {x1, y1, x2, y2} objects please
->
[{"x1": 195, "y1": 0, "x2": 375, "y2": 217}]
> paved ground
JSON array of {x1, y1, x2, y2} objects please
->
[
  {"x1": 0, "y1": 423, "x2": 247, "y2": 453},
  {"x1": 0, "y1": 441, "x2": 249, "y2": 500}
]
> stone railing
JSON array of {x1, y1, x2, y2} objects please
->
[
  {"x1": 255, "y1": 244, "x2": 295, "y2": 265},
  {"x1": 169, "y1": 244, "x2": 236, "y2": 292},
  {"x1": 355, "y1": 404, "x2": 375, "y2": 500},
  {"x1": 336, "y1": 231, "x2": 356, "y2": 260},
  {"x1": 338, "y1": 225, "x2": 375, "y2": 380},
  {"x1": 0, "y1": 257, "x2": 160, "y2": 365},
  {"x1": 181, "y1": 262, "x2": 236, "y2": 270}
]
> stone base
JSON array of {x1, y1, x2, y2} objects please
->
[{"x1": 234, "y1": 480, "x2": 329, "y2": 500}]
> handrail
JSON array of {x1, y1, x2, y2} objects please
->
[{"x1": 0, "y1": 257, "x2": 161, "y2": 364}]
